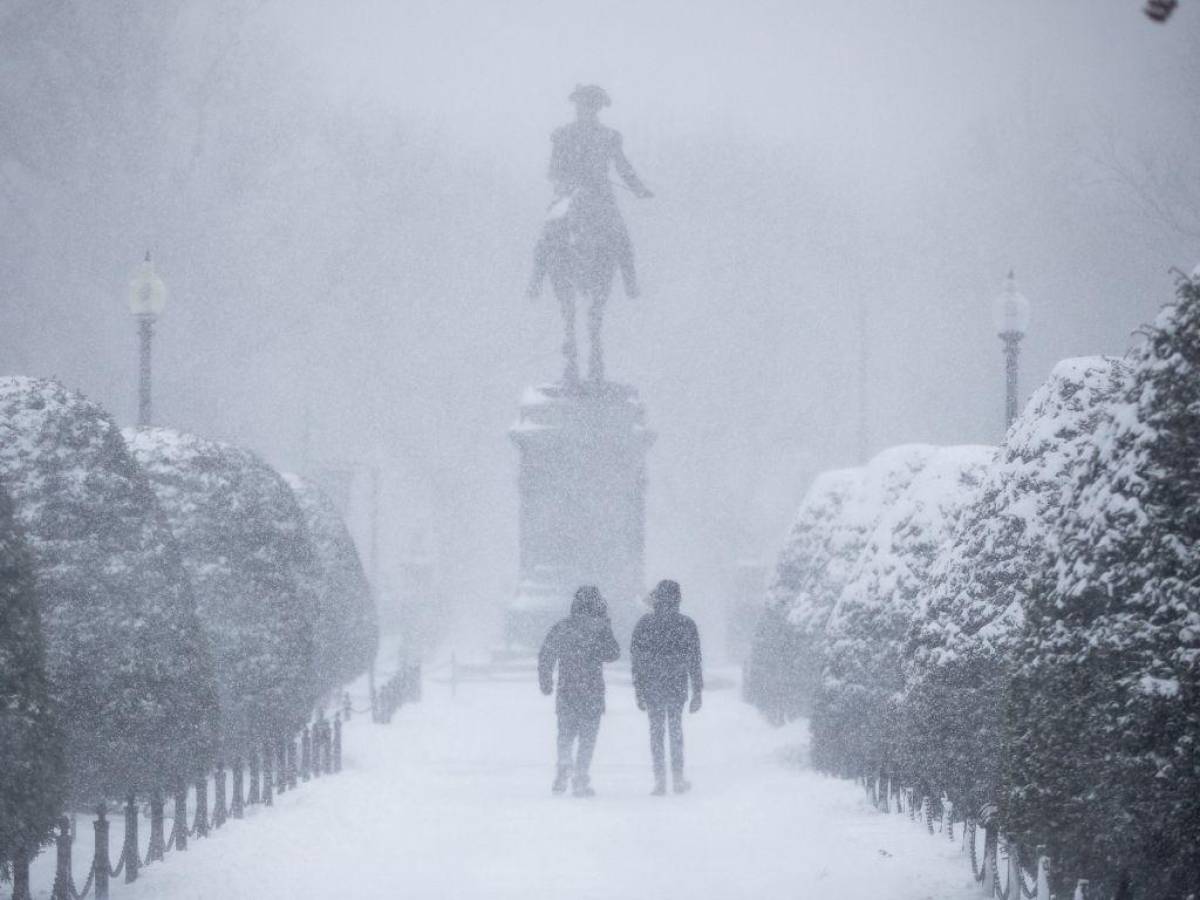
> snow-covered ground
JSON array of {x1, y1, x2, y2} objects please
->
[{"x1": 31, "y1": 666, "x2": 982, "y2": 899}]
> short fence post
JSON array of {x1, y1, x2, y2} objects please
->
[
  {"x1": 173, "y1": 784, "x2": 188, "y2": 851},
  {"x1": 50, "y1": 816, "x2": 71, "y2": 900},
  {"x1": 1036, "y1": 846, "x2": 1051, "y2": 900},
  {"x1": 287, "y1": 734, "x2": 298, "y2": 789},
  {"x1": 325, "y1": 718, "x2": 334, "y2": 770},
  {"x1": 231, "y1": 758, "x2": 245, "y2": 819},
  {"x1": 312, "y1": 720, "x2": 324, "y2": 778},
  {"x1": 982, "y1": 826, "x2": 997, "y2": 896},
  {"x1": 908, "y1": 789, "x2": 917, "y2": 821},
  {"x1": 12, "y1": 846, "x2": 32, "y2": 900},
  {"x1": 94, "y1": 802, "x2": 110, "y2": 900},
  {"x1": 194, "y1": 773, "x2": 209, "y2": 837},
  {"x1": 334, "y1": 713, "x2": 343, "y2": 773},
  {"x1": 262, "y1": 741, "x2": 274, "y2": 807},
  {"x1": 124, "y1": 792, "x2": 139, "y2": 883},
  {"x1": 1008, "y1": 836, "x2": 1023, "y2": 900},
  {"x1": 923, "y1": 797, "x2": 934, "y2": 835},
  {"x1": 248, "y1": 749, "x2": 261, "y2": 805},
  {"x1": 1074, "y1": 879, "x2": 1089, "y2": 900},
  {"x1": 279, "y1": 737, "x2": 289, "y2": 794},
  {"x1": 214, "y1": 761, "x2": 227, "y2": 828},
  {"x1": 148, "y1": 790, "x2": 166, "y2": 863},
  {"x1": 301, "y1": 725, "x2": 312, "y2": 781}
]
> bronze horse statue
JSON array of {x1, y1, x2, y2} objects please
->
[{"x1": 527, "y1": 85, "x2": 653, "y2": 384}]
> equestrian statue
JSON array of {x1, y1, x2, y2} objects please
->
[{"x1": 526, "y1": 85, "x2": 654, "y2": 384}]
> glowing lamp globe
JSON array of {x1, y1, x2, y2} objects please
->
[
  {"x1": 992, "y1": 270, "x2": 1030, "y2": 337},
  {"x1": 128, "y1": 252, "x2": 168, "y2": 317}
]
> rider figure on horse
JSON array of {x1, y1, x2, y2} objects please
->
[{"x1": 528, "y1": 85, "x2": 654, "y2": 382}]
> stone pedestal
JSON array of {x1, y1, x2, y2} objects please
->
[{"x1": 508, "y1": 380, "x2": 655, "y2": 648}]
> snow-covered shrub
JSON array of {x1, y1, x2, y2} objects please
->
[
  {"x1": 746, "y1": 467, "x2": 864, "y2": 723},
  {"x1": 126, "y1": 428, "x2": 317, "y2": 760},
  {"x1": 749, "y1": 446, "x2": 941, "y2": 725},
  {"x1": 1006, "y1": 274, "x2": 1200, "y2": 899},
  {"x1": 897, "y1": 358, "x2": 1128, "y2": 816},
  {"x1": 283, "y1": 474, "x2": 378, "y2": 695},
  {"x1": 0, "y1": 379, "x2": 217, "y2": 804},
  {"x1": 0, "y1": 486, "x2": 64, "y2": 864},
  {"x1": 812, "y1": 445, "x2": 992, "y2": 779}
]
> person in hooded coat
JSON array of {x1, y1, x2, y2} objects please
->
[
  {"x1": 538, "y1": 585, "x2": 621, "y2": 796},
  {"x1": 631, "y1": 579, "x2": 704, "y2": 795}
]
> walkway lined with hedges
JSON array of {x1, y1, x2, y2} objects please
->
[{"x1": 47, "y1": 670, "x2": 980, "y2": 900}]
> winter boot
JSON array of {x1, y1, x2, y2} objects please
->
[
  {"x1": 651, "y1": 778, "x2": 667, "y2": 796},
  {"x1": 572, "y1": 775, "x2": 595, "y2": 798},
  {"x1": 672, "y1": 776, "x2": 692, "y2": 795},
  {"x1": 552, "y1": 767, "x2": 570, "y2": 795}
]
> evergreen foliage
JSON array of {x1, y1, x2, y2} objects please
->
[
  {"x1": 0, "y1": 378, "x2": 217, "y2": 803},
  {"x1": 283, "y1": 474, "x2": 378, "y2": 695},
  {"x1": 0, "y1": 486, "x2": 64, "y2": 864},
  {"x1": 1006, "y1": 274, "x2": 1200, "y2": 898},
  {"x1": 812, "y1": 445, "x2": 991, "y2": 778},
  {"x1": 126, "y1": 428, "x2": 317, "y2": 759},
  {"x1": 898, "y1": 358, "x2": 1127, "y2": 815},
  {"x1": 746, "y1": 467, "x2": 863, "y2": 723}
]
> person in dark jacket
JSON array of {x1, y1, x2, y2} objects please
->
[
  {"x1": 538, "y1": 585, "x2": 621, "y2": 797},
  {"x1": 631, "y1": 579, "x2": 703, "y2": 795}
]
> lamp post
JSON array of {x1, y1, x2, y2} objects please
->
[
  {"x1": 128, "y1": 252, "x2": 168, "y2": 427},
  {"x1": 992, "y1": 270, "x2": 1030, "y2": 431}
]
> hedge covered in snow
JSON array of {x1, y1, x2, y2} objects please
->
[
  {"x1": 126, "y1": 427, "x2": 318, "y2": 760},
  {"x1": 811, "y1": 445, "x2": 992, "y2": 778},
  {"x1": 284, "y1": 473, "x2": 378, "y2": 695},
  {"x1": 746, "y1": 445, "x2": 940, "y2": 723},
  {"x1": 748, "y1": 273, "x2": 1200, "y2": 897},
  {"x1": 897, "y1": 356, "x2": 1128, "y2": 817},
  {"x1": 1005, "y1": 274, "x2": 1200, "y2": 898},
  {"x1": 744, "y1": 467, "x2": 863, "y2": 722},
  {"x1": 0, "y1": 379, "x2": 219, "y2": 805},
  {"x1": 0, "y1": 485, "x2": 64, "y2": 863}
]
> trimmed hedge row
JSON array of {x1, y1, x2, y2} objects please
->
[
  {"x1": 748, "y1": 274, "x2": 1200, "y2": 898},
  {"x1": 0, "y1": 379, "x2": 378, "y2": 866}
]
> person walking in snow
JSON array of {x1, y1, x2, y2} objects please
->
[
  {"x1": 631, "y1": 579, "x2": 704, "y2": 795},
  {"x1": 538, "y1": 585, "x2": 621, "y2": 797}
]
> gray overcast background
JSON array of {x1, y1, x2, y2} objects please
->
[{"x1": 2, "y1": 0, "x2": 1197, "y2": 648}]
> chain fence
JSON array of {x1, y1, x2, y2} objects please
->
[
  {"x1": 5, "y1": 662, "x2": 422, "y2": 900},
  {"x1": 861, "y1": 775, "x2": 1089, "y2": 900}
]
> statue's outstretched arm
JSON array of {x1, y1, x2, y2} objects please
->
[{"x1": 613, "y1": 134, "x2": 654, "y2": 198}]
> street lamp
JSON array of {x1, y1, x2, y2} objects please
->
[
  {"x1": 128, "y1": 252, "x2": 168, "y2": 427},
  {"x1": 992, "y1": 270, "x2": 1030, "y2": 431}
]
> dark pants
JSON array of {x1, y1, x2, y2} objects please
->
[
  {"x1": 647, "y1": 702, "x2": 685, "y2": 784},
  {"x1": 557, "y1": 709, "x2": 601, "y2": 782}
]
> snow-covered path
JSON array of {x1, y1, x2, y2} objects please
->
[{"x1": 112, "y1": 668, "x2": 981, "y2": 900}]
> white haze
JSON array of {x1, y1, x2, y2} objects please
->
[{"x1": 1, "y1": 0, "x2": 1197, "y2": 648}]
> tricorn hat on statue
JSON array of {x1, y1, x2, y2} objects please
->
[{"x1": 569, "y1": 84, "x2": 611, "y2": 108}]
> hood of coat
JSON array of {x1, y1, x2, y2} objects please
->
[{"x1": 570, "y1": 584, "x2": 607, "y2": 618}]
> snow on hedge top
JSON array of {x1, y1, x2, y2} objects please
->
[
  {"x1": 823, "y1": 445, "x2": 993, "y2": 693},
  {"x1": 906, "y1": 357, "x2": 1129, "y2": 674},
  {"x1": 284, "y1": 473, "x2": 378, "y2": 693},
  {"x1": 780, "y1": 444, "x2": 938, "y2": 639},
  {"x1": 1049, "y1": 276, "x2": 1200, "y2": 694},
  {"x1": 766, "y1": 466, "x2": 862, "y2": 616},
  {"x1": 0, "y1": 378, "x2": 217, "y2": 801},
  {"x1": 126, "y1": 426, "x2": 317, "y2": 754}
]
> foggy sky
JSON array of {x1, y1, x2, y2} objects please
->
[{"x1": 1, "y1": 0, "x2": 1197, "y2": 649}]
